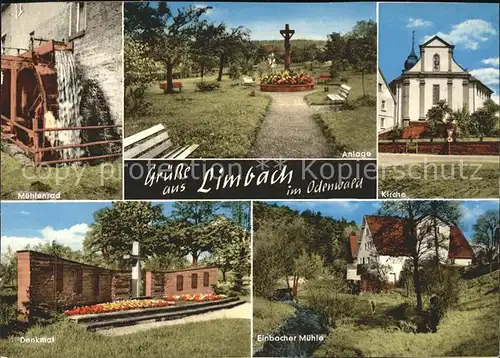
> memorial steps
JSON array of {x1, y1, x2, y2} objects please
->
[{"x1": 68, "y1": 297, "x2": 244, "y2": 331}]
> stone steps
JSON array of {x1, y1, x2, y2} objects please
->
[{"x1": 68, "y1": 297, "x2": 244, "y2": 331}]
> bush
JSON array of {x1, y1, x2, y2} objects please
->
[
  {"x1": 229, "y1": 65, "x2": 242, "y2": 80},
  {"x1": 124, "y1": 85, "x2": 152, "y2": 118},
  {"x1": 195, "y1": 81, "x2": 220, "y2": 92},
  {"x1": 0, "y1": 299, "x2": 18, "y2": 338},
  {"x1": 340, "y1": 76, "x2": 349, "y2": 83},
  {"x1": 353, "y1": 95, "x2": 376, "y2": 107},
  {"x1": 324, "y1": 87, "x2": 329, "y2": 92},
  {"x1": 304, "y1": 278, "x2": 353, "y2": 327}
]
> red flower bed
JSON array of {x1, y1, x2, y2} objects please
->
[
  {"x1": 64, "y1": 299, "x2": 175, "y2": 316},
  {"x1": 164, "y1": 293, "x2": 227, "y2": 302}
]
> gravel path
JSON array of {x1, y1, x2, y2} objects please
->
[
  {"x1": 249, "y1": 91, "x2": 331, "y2": 158},
  {"x1": 98, "y1": 302, "x2": 251, "y2": 337}
]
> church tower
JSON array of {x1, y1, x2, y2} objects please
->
[{"x1": 403, "y1": 31, "x2": 419, "y2": 72}]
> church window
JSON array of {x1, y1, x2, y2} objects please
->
[
  {"x1": 433, "y1": 85, "x2": 440, "y2": 104},
  {"x1": 381, "y1": 100, "x2": 386, "y2": 110},
  {"x1": 378, "y1": 83, "x2": 382, "y2": 92},
  {"x1": 433, "y1": 54, "x2": 440, "y2": 71}
]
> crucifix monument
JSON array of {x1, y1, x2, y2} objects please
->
[
  {"x1": 124, "y1": 241, "x2": 141, "y2": 297},
  {"x1": 280, "y1": 24, "x2": 295, "y2": 71}
]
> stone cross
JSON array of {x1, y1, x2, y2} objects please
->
[
  {"x1": 280, "y1": 24, "x2": 295, "y2": 71},
  {"x1": 123, "y1": 241, "x2": 141, "y2": 297}
]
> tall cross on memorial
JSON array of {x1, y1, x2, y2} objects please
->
[
  {"x1": 123, "y1": 241, "x2": 141, "y2": 297},
  {"x1": 280, "y1": 24, "x2": 295, "y2": 71}
]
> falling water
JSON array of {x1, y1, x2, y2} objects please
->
[{"x1": 52, "y1": 50, "x2": 84, "y2": 160}]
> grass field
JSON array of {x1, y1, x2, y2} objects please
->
[
  {"x1": 253, "y1": 297, "x2": 296, "y2": 349},
  {"x1": 378, "y1": 162, "x2": 499, "y2": 198},
  {"x1": 0, "y1": 151, "x2": 122, "y2": 200},
  {"x1": 304, "y1": 71, "x2": 376, "y2": 106},
  {"x1": 0, "y1": 318, "x2": 250, "y2": 358},
  {"x1": 125, "y1": 76, "x2": 271, "y2": 158},
  {"x1": 313, "y1": 271, "x2": 500, "y2": 357},
  {"x1": 313, "y1": 106, "x2": 376, "y2": 155}
]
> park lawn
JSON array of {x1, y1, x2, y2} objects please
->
[
  {"x1": 304, "y1": 71, "x2": 376, "y2": 106},
  {"x1": 125, "y1": 76, "x2": 271, "y2": 158},
  {"x1": 0, "y1": 318, "x2": 250, "y2": 358},
  {"x1": 378, "y1": 162, "x2": 499, "y2": 199},
  {"x1": 0, "y1": 151, "x2": 122, "y2": 200},
  {"x1": 312, "y1": 106, "x2": 376, "y2": 155},
  {"x1": 313, "y1": 271, "x2": 499, "y2": 357}
]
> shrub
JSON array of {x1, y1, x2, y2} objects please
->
[
  {"x1": 340, "y1": 76, "x2": 349, "y2": 83},
  {"x1": 124, "y1": 85, "x2": 152, "y2": 117},
  {"x1": 353, "y1": 95, "x2": 376, "y2": 107},
  {"x1": 195, "y1": 81, "x2": 220, "y2": 92},
  {"x1": 324, "y1": 87, "x2": 329, "y2": 92},
  {"x1": 304, "y1": 278, "x2": 353, "y2": 327},
  {"x1": 228, "y1": 65, "x2": 242, "y2": 80}
]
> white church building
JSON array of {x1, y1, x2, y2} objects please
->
[
  {"x1": 379, "y1": 33, "x2": 494, "y2": 133},
  {"x1": 347, "y1": 215, "x2": 474, "y2": 285}
]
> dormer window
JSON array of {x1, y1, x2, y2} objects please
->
[{"x1": 433, "y1": 54, "x2": 440, "y2": 71}]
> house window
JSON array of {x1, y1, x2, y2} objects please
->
[
  {"x1": 73, "y1": 268, "x2": 83, "y2": 294},
  {"x1": 362, "y1": 258, "x2": 365, "y2": 264},
  {"x1": 55, "y1": 263, "x2": 64, "y2": 292},
  {"x1": 15, "y1": 4, "x2": 24, "y2": 19},
  {"x1": 381, "y1": 100, "x2": 386, "y2": 110},
  {"x1": 69, "y1": 2, "x2": 87, "y2": 37},
  {"x1": 176, "y1": 275, "x2": 183, "y2": 291},
  {"x1": 191, "y1": 273, "x2": 198, "y2": 289},
  {"x1": 378, "y1": 83, "x2": 382, "y2": 92},
  {"x1": 203, "y1": 272, "x2": 210, "y2": 287},
  {"x1": 433, "y1": 85, "x2": 440, "y2": 104},
  {"x1": 92, "y1": 273, "x2": 100, "y2": 296},
  {"x1": 433, "y1": 54, "x2": 440, "y2": 71}
]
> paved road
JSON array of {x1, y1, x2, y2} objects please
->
[
  {"x1": 98, "y1": 302, "x2": 251, "y2": 337},
  {"x1": 379, "y1": 153, "x2": 499, "y2": 167},
  {"x1": 249, "y1": 91, "x2": 332, "y2": 158}
]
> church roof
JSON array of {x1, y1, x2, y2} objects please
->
[
  {"x1": 420, "y1": 35, "x2": 454, "y2": 49},
  {"x1": 363, "y1": 215, "x2": 474, "y2": 259}
]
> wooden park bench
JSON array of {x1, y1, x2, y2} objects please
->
[
  {"x1": 124, "y1": 124, "x2": 199, "y2": 159},
  {"x1": 159, "y1": 81, "x2": 183, "y2": 93},
  {"x1": 242, "y1": 75, "x2": 255, "y2": 86},
  {"x1": 327, "y1": 84, "x2": 352, "y2": 106}
]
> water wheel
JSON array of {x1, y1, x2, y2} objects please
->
[{"x1": 3, "y1": 61, "x2": 60, "y2": 163}]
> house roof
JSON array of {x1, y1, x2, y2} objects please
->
[
  {"x1": 363, "y1": 215, "x2": 474, "y2": 259},
  {"x1": 348, "y1": 232, "x2": 359, "y2": 260},
  {"x1": 364, "y1": 216, "x2": 409, "y2": 256},
  {"x1": 378, "y1": 67, "x2": 397, "y2": 104},
  {"x1": 448, "y1": 226, "x2": 475, "y2": 259}
]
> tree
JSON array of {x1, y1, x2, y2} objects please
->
[
  {"x1": 378, "y1": 200, "x2": 462, "y2": 312},
  {"x1": 124, "y1": 2, "x2": 209, "y2": 93},
  {"x1": 221, "y1": 201, "x2": 251, "y2": 230},
  {"x1": 206, "y1": 217, "x2": 250, "y2": 288},
  {"x1": 323, "y1": 32, "x2": 346, "y2": 79},
  {"x1": 167, "y1": 202, "x2": 220, "y2": 265},
  {"x1": 83, "y1": 201, "x2": 166, "y2": 268},
  {"x1": 472, "y1": 209, "x2": 499, "y2": 273},
  {"x1": 0, "y1": 246, "x2": 18, "y2": 287},
  {"x1": 345, "y1": 20, "x2": 377, "y2": 96},
  {"x1": 426, "y1": 100, "x2": 451, "y2": 137},
  {"x1": 292, "y1": 250, "x2": 324, "y2": 300},
  {"x1": 428, "y1": 201, "x2": 461, "y2": 281},
  {"x1": 215, "y1": 26, "x2": 252, "y2": 81},
  {"x1": 191, "y1": 21, "x2": 224, "y2": 80},
  {"x1": 471, "y1": 99, "x2": 500, "y2": 137}
]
